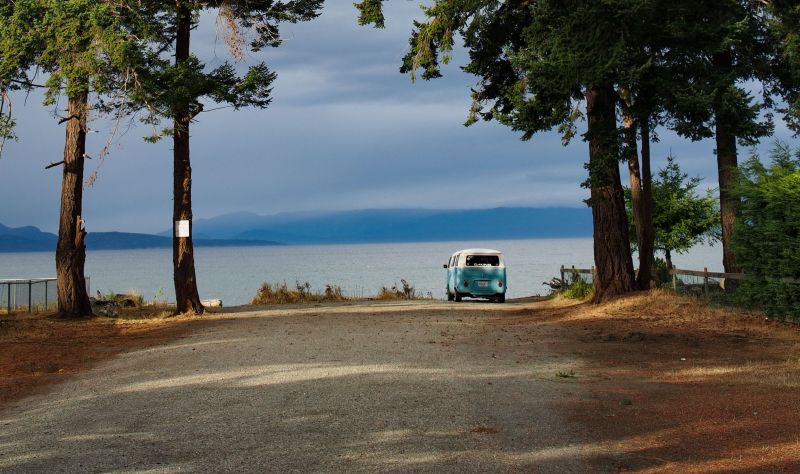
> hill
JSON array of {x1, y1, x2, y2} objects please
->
[
  {"x1": 0, "y1": 224, "x2": 281, "y2": 253},
  {"x1": 186, "y1": 207, "x2": 593, "y2": 244}
]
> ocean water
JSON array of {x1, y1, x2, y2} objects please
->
[{"x1": 0, "y1": 239, "x2": 723, "y2": 306}]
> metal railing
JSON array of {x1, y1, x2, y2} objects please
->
[{"x1": 0, "y1": 277, "x2": 90, "y2": 314}]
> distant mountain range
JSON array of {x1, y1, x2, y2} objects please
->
[
  {"x1": 164, "y1": 207, "x2": 593, "y2": 244},
  {"x1": 0, "y1": 223, "x2": 282, "y2": 253},
  {"x1": 1, "y1": 207, "x2": 592, "y2": 253}
]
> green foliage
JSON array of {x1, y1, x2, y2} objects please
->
[
  {"x1": 767, "y1": 1, "x2": 800, "y2": 134},
  {"x1": 0, "y1": 0, "x2": 173, "y2": 151},
  {"x1": 563, "y1": 273, "x2": 593, "y2": 300},
  {"x1": 662, "y1": 1, "x2": 773, "y2": 144},
  {"x1": 355, "y1": 0, "x2": 385, "y2": 28},
  {"x1": 251, "y1": 281, "x2": 350, "y2": 305},
  {"x1": 135, "y1": 1, "x2": 323, "y2": 139},
  {"x1": 733, "y1": 143, "x2": 800, "y2": 318},
  {"x1": 626, "y1": 155, "x2": 720, "y2": 263}
]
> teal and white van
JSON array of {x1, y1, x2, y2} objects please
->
[{"x1": 444, "y1": 248, "x2": 506, "y2": 303}]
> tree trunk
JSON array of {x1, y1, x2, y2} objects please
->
[
  {"x1": 713, "y1": 51, "x2": 740, "y2": 275},
  {"x1": 55, "y1": 90, "x2": 93, "y2": 318},
  {"x1": 172, "y1": 0, "x2": 204, "y2": 314},
  {"x1": 715, "y1": 120, "x2": 739, "y2": 274},
  {"x1": 586, "y1": 84, "x2": 636, "y2": 303},
  {"x1": 619, "y1": 88, "x2": 653, "y2": 290},
  {"x1": 638, "y1": 117, "x2": 656, "y2": 288}
]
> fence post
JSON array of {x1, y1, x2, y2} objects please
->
[
  {"x1": 672, "y1": 269, "x2": 677, "y2": 292},
  {"x1": 45, "y1": 281, "x2": 49, "y2": 311},
  {"x1": 703, "y1": 267, "x2": 709, "y2": 302},
  {"x1": 560, "y1": 266, "x2": 565, "y2": 287},
  {"x1": 7, "y1": 282, "x2": 11, "y2": 315},
  {"x1": 28, "y1": 280, "x2": 32, "y2": 313}
]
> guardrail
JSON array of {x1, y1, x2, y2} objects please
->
[{"x1": 0, "y1": 277, "x2": 90, "y2": 314}]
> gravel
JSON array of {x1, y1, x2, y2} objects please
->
[{"x1": 0, "y1": 300, "x2": 593, "y2": 473}]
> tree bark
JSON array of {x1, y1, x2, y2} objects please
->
[
  {"x1": 172, "y1": 0, "x2": 204, "y2": 314},
  {"x1": 586, "y1": 84, "x2": 636, "y2": 303},
  {"x1": 715, "y1": 119, "x2": 739, "y2": 274},
  {"x1": 638, "y1": 117, "x2": 656, "y2": 288},
  {"x1": 55, "y1": 90, "x2": 93, "y2": 318},
  {"x1": 619, "y1": 88, "x2": 653, "y2": 290},
  {"x1": 713, "y1": 51, "x2": 740, "y2": 275}
]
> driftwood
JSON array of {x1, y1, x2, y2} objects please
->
[{"x1": 542, "y1": 277, "x2": 563, "y2": 290}]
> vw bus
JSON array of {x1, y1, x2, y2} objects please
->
[{"x1": 443, "y1": 248, "x2": 506, "y2": 303}]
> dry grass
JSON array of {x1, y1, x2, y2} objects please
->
[
  {"x1": 512, "y1": 289, "x2": 800, "y2": 472},
  {"x1": 251, "y1": 281, "x2": 350, "y2": 305}
]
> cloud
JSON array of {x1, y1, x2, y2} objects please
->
[{"x1": 1, "y1": 3, "x2": 794, "y2": 235}]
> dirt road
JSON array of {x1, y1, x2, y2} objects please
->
[{"x1": 0, "y1": 300, "x2": 598, "y2": 473}]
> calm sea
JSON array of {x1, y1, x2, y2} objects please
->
[{"x1": 0, "y1": 239, "x2": 723, "y2": 305}]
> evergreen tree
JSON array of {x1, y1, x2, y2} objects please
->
[
  {"x1": 663, "y1": 0, "x2": 773, "y2": 274},
  {"x1": 766, "y1": 0, "x2": 800, "y2": 133},
  {"x1": 733, "y1": 143, "x2": 800, "y2": 318},
  {"x1": 358, "y1": 0, "x2": 639, "y2": 301},
  {"x1": 0, "y1": 1, "x2": 163, "y2": 317},
  {"x1": 138, "y1": 1, "x2": 323, "y2": 314},
  {"x1": 625, "y1": 155, "x2": 719, "y2": 270}
]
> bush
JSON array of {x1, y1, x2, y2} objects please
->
[
  {"x1": 251, "y1": 281, "x2": 350, "y2": 305},
  {"x1": 375, "y1": 279, "x2": 426, "y2": 300},
  {"x1": 563, "y1": 274, "x2": 593, "y2": 299},
  {"x1": 733, "y1": 143, "x2": 800, "y2": 319}
]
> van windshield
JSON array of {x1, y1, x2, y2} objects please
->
[{"x1": 466, "y1": 255, "x2": 500, "y2": 267}]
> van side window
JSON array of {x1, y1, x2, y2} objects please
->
[{"x1": 466, "y1": 255, "x2": 500, "y2": 267}]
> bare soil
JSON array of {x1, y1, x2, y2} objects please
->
[{"x1": 2, "y1": 292, "x2": 799, "y2": 472}]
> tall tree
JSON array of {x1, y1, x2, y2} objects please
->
[
  {"x1": 664, "y1": 0, "x2": 773, "y2": 274},
  {"x1": 766, "y1": 0, "x2": 800, "y2": 134},
  {"x1": 358, "y1": 0, "x2": 637, "y2": 301},
  {"x1": 142, "y1": 1, "x2": 323, "y2": 314},
  {"x1": 0, "y1": 0, "x2": 162, "y2": 317}
]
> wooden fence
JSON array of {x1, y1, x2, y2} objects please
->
[{"x1": 559, "y1": 265, "x2": 800, "y2": 302}]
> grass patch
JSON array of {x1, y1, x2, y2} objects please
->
[
  {"x1": 556, "y1": 369, "x2": 576, "y2": 378},
  {"x1": 563, "y1": 275, "x2": 593, "y2": 300},
  {"x1": 251, "y1": 281, "x2": 350, "y2": 305},
  {"x1": 375, "y1": 279, "x2": 430, "y2": 300}
]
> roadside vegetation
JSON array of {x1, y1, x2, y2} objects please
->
[
  {"x1": 250, "y1": 279, "x2": 431, "y2": 305},
  {"x1": 376, "y1": 279, "x2": 431, "y2": 300},
  {"x1": 251, "y1": 281, "x2": 350, "y2": 305},
  {"x1": 562, "y1": 275, "x2": 593, "y2": 300}
]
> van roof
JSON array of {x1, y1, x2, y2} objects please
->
[{"x1": 451, "y1": 248, "x2": 503, "y2": 257}]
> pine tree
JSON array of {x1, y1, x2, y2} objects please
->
[
  {"x1": 0, "y1": 1, "x2": 164, "y2": 317},
  {"x1": 358, "y1": 0, "x2": 639, "y2": 301},
  {"x1": 137, "y1": 1, "x2": 323, "y2": 314}
]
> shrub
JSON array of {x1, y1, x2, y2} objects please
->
[
  {"x1": 251, "y1": 281, "x2": 350, "y2": 305},
  {"x1": 733, "y1": 143, "x2": 800, "y2": 319},
  {"x1": 375, "y1": 279, "x2": 425, "y2": 300},
  {"x1": 563, "y1": 274, "x2": 593, "y2": 299}
]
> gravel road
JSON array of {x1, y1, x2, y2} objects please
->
[{"x1": 0, "y1": 300, "x2": 595, "y2": 473}]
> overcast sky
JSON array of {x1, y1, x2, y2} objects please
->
[{"x1": 0, "y1": 2, "x2": 794, "y2": 234}]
